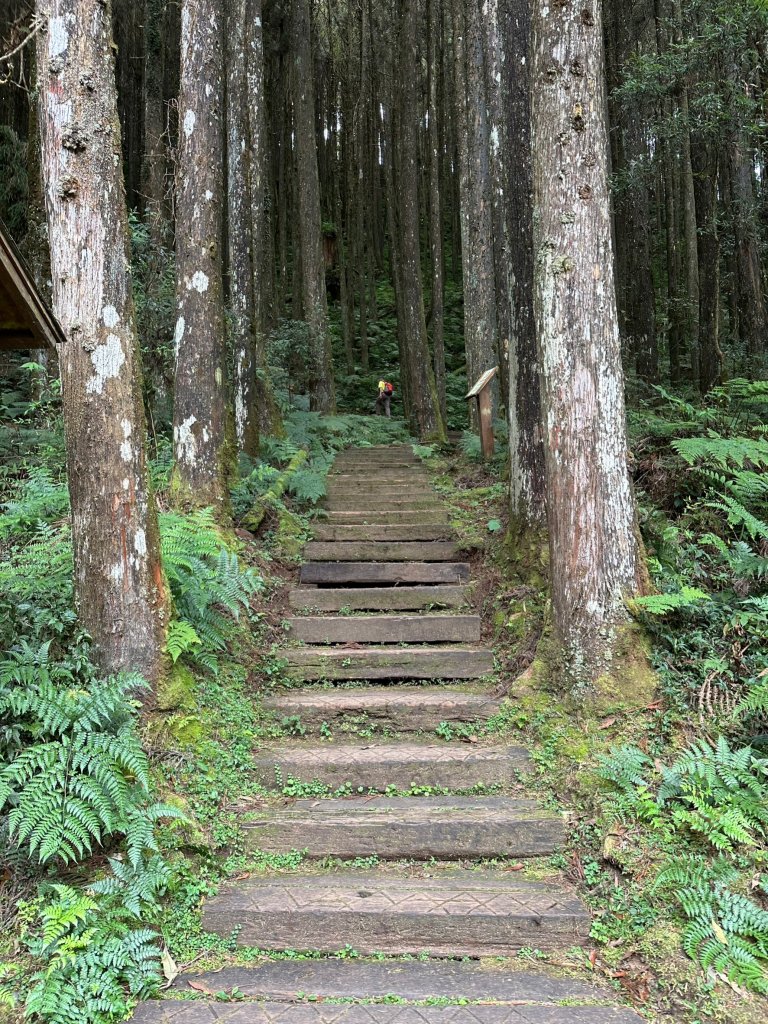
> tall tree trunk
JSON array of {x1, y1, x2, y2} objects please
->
[
  {"x1": 452, "y1": 0, "x2": 499, "y2": 415},
  {"x1": 246, "y1": 0, "x2": 283, "y2": 436},
  {"x1": 729, "y1": 129, "x2": 767, "y2": 367},
  {"x1": 36, "y1": 0, "x2": 168, "y2": 685},
  {"x1": 172, "y1": 0, "x2": 231, "y2": 513},
  {"x1": 227, "y1": 0, "x2": 259, "y2": 456},
  {"x1": 290, "y1": 0, "x2": 336, "y2": 412},
  {"x1": 531, "y1": 0, "x2": 642, "y2": 689},
  {"x1": 142, "y1": 0, "x2": 169, "y2": 246},
  {"x1": 608, "y1": 0, "x2": 658, "y2": 382},
  {"x1": 673, "y1": 0, "x2": 700, "y2": 384},
  {"x1": 503, "y1": 0, "x2": 546, "y2": 522},
  {"x1": 112, "y1": 0, "x2": 145, "y2": 209},
  {"x1": 480, "y1": 0, "x2": 512, "y2": 409},
  {"x1": 692, "y1": 136, "x2": 722, "y2": 392},
  {"x1": 427, "y1": 0, "x2": 447, "y2": 423},
  {"x1": 393, "y1": 0, "x2": 444, "y2": 440}
]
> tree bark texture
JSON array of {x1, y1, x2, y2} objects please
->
[
  {"x1": 227, "y1": 0, "x2": 260, "y2": 456},
  {"x1": 36, "y1": 0, "x2": 168, "y2": 684},
  {"x1": 427, "y1": 0, "x2": 447, "y2": 423},
  {"x1": 531, "y1": 0, "x2": 641, "y2": 687},
  {"x1": 500, "y1": 0, "x2": 546, "y2": 523},
  {"x1": 142, "y1": 0, "x2": 170, "y2": 246},
  {"x1": 246, "y1": 0, "x2": 284, "y2": 437},
  {"x1": 452, "y1": 0, "x2": 499, "y2": 417},
  {"x1": 691, "y1": 135, "x2": 722, "y2": 392},
  {"x1": 393, "y1": 0, "x2": 444, "y2": 441},
  {"x1": 290, "y1": 0, "x2": 336, "y2": 413},
  {"x1": 172, "y1": 0, "x2": 231, "y2": 511}
]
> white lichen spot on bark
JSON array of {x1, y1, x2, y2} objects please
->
[
  {"x1": 173, "y1": 315, "x2": 186, "y2": 356},
  {"x1": 175, "y1": 415, "x2": 198, "y2": 464},
  {"x1": 183, "y1": 109, "x2": 196, "y2": 137},
  {"x1": 134, "y1": 529, "x2": 147, "y2": 557},
  {"x1": 191, "y1": 270, "x2": 209, "y2": 293},
  {"x1": 85, "y1": 335, "x2": 125, "y2": 394},
  {"x1": 48, "y1": 16, "x2": 72, "y2": 58},
  {"x1": 103, "y1": 305, "x2": 121, "y2": 328}
]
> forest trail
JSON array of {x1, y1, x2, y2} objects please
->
[{"x1": 133, "y1": 445, "x2": 643, "y2": 1023}]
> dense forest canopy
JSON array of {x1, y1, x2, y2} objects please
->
[{"x1": 1, "y1": 0, "x2": 768, "y2": 1022}]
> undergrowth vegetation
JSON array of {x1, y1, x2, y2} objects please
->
[{"x1": 0, "y1": 362, "x2": 415, "y2": 1022}]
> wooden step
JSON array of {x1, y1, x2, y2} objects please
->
[
  {"x1": 201, "y1": 873, "x2": 591, "y2": 956},
  {"x1": 135, "y1": 999, "x2": 641, "y2": 1023},
  {"x1": 158, "y1": 959, "x2": 626, "y2": 1006},
  {"x1": 312, "y1": 524, "x2": 454, "y2": 542},
  {"x1": 327, "y1": 476, "x2": 431, "y2": 487},
  {"x1": 324, "y1": 510, "x2": 450, "y2": 524},
  {"x1": 328, "y1": 471, "x2": 430, "y2": 481},
  {"x1": 283, "y1": 645, "x2": 492, "y2": 680},
  {"x1": 326, "y1": 498, "x2": 442, "y2": 510},
  {"x1": 264, "y1": 686, "x2": 498, "y2": 731},
  {"x1": 304, "y1": 542, "x2": 462, "y2": 562},
  {"x1": 300, "y1": 562, "x2": 470, "y2": 585},
  {"x1": 286, "y1": 613, "x2": 481, "y2": 644},
  {"x1": 241, "y1": 796, "x2": 564, "y2": 860},
  {"x1": 135, "y1": 1000, "x2": 642, "y2": 1023},
  {"x1": 288, "y1": 585, "x2": 470, "y2": 612},
  {"x1": 255, "y1": 741, "x2": 523, "y2": 792}
]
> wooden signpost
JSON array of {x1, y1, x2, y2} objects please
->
[{"x1": 465, "y1": 366, "x2": 498, "y2": 460}]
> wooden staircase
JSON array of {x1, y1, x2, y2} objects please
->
[{"x1": 132, "y1": 444, "x2": 644, "y2": 1024}]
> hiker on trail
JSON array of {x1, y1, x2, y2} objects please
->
[{"x1": 376, "y1": 379, "x2": 395, "y2": 418}]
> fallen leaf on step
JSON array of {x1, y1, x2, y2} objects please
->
[
  {"x1": 188, "y1": 980, "x2": 216, "y2": 995},
  {"x1": 161, "y1": 947, "x2": 179, "y2": 985}
]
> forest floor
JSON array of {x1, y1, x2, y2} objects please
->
[
  {"x1": 2, "y1": 406, "x2": 767, "y2": 1024},
  {"x1": 130, "y1": 434, "x2": 766, "y2": 1024}
]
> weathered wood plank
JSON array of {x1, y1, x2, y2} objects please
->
[
  {"x1": 325, "y1": 498, "x2": 442, "y2": 510},
  {"x1": 286, "y1": 613, "x2": 481, "y2": 644},
  {"x1": 300, "y1": 561, "x2": 469, "y2": 585},
  {"x1": 311, "y1": 524, "x2": 454, "y2": 542},
  {"x1": 160, "y1": 960, "x2": 625, "y2": 1006},
  {"x1": 264, "y1": 687, "x2": 497, "y2": 730},
  {"x1": 288, "y1": 585, "x2": 470, "y2": 612},
  {"x1": 324, "y1": 510, "x2": 450, "y2": 524},
  {"x1": 253, "y1": 742, "x2": 527, "y2": 789},
  {"x1": 304, "y1": 542, "x2": 462, "y2": 562},
  {"x1": 241, "y1": 796, "x2": 564, "y2": 860},
  {"x1": 283, "y1": 644, "x2": 493, "y2": 679},
  {"x1": 201, "y1": 874, "x2": 591, "y2": 956}
]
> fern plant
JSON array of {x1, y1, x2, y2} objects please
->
[
  {"x1": 19, "y1": 884, "x2": 164, "y2": 1024},
  {"x1": 159, "y1": 509, "x2": 261, "y2": 672},
  {"x1": 0, "y1": 643, "x2": 181, "y2": 865},
  {"x1": 655, "y1": 856, "x2": 768, "y2": 993}
]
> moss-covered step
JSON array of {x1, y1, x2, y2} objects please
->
[
  {"x1": 299, "y1": 562, "x2": 469, "y2": 585},
  {"x1": 303, "y1": 542, "x2": 462, "y2": 562},
  {"x1": 133, "y1": 1002, "x2": 643, "y2": 1023},
  {"x1": 200, "y1": 873, "x2": 591, "y2": 957},
  {"x1": 287, "y1": 585, "x2": 470, "y2": 612},
  {"x1": 159, "y1": 958, "x2": 629, "y2": 1005},
  {"x1": 312, "y1": 524, "x2": 454, "y2": 542},
  {"x1": 324, "y1": 510, "x2": 450, "y2": 524},
  {"x1": 283, "y1": 645, "x2": 492, "y2": 680},
  {"x1": 240, "y1": 796, "x2": 564, "y2": 860},
  {"x1": 264, "y1": 685, "x2": 497, "y2": 731},
  {"x1": 252, "y1": 741, "x2": 526, "y2": 790},
  {"x1": 285, "y1": 613, "x2": 481, "y2": 644}
]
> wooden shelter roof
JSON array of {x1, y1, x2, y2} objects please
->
[{"x1": 0, "y1": 219, "x2": 64, "y2": 351}]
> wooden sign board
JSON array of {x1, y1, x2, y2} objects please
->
[{"x1": 465, "y1": 366, "x2": 498, "y2": 461}]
